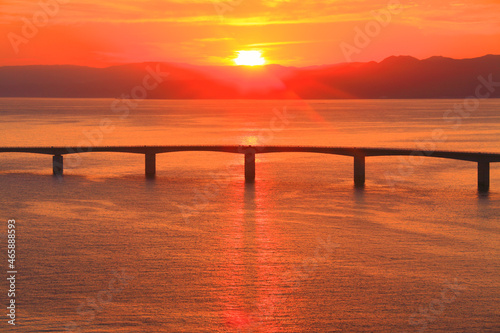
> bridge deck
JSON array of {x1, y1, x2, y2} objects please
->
[{"x1": 0, "y1": 145, "x2": 499, "y2": 162}]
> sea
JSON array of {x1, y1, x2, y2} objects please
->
[{"x1": 0, "y1": 98, "x2": 499, "y2": 332}]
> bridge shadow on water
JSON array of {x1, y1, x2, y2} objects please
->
[{"x1": 353, "y1": 186, "x2": 365, "y2": 204}]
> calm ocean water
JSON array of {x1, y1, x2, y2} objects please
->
[{"x1": 0, "y1": 98, "x2": 499, "y2": 332}]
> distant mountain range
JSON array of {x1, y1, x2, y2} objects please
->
[{"x1": 1, "y1": 55, "x2": 499, "y2": 99}]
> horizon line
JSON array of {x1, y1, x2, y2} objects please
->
[{"x1": 2, "y1": 54, "x2": 499, "y2": 70}]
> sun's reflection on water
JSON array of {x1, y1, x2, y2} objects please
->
[{"x1": 216, "y1": 171, "x2": 293, "y2": 332}]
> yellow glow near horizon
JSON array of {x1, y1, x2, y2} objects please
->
[{"x1": 234, "y1": 51, "x2": 266, "y2": 66}]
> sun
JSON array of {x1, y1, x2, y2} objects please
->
[{"x1": 234, "y1": 50, "x2": 266, "y2": 66}]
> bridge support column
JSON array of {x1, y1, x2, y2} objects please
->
[
  {"x1": 145, "y1": 153, "x2": 156, "y2": 178},
  {"x1": 53, "y1": 155, "x2": 63, "y2": 176},
  {"x1": 245, "y1": 151, "x2": 255, "y2": 183},
  {"x1": 354, "y1": 154, "x2": 365, "y2": 188},
  {"x1": 478, "y1": 161, "x2": 490, "y2": 192}
]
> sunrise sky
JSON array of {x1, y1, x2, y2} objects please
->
[{"x1": 1, "y1": 0, "x2": 500, "y2": 67}]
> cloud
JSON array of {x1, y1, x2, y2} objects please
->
[{"x1": 246, "y1": 40, "x2": 327, "y2": 47}]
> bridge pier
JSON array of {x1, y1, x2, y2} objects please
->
[
  {"x1": 354, "y1": 154, "x2": 365, "y2": 188},
  {"x1": 478, "y1": 161, "x2": 490, "y2": 192},
  {"x1": 245, "y1": 151, "x2": 255, "y2": 183},
  {"x1": 145, "y1": 153, "x2": 156, "y2": 178},
  {"x1": 53, "y1": 155, "x2": 63, "y2": 176}
]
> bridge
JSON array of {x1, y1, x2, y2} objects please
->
[{"x1": 0, "y1": 145, "x2": 499, "y2": 192}]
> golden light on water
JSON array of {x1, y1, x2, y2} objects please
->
[
  {"x1": 233, "y1": 51, "x2": 266, "y2": 66},
  {"x1": 242, "y1": 136, "x2": 259, "y2": 145}
]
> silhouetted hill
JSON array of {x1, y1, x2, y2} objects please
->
[{"x1": 0, "y1": 55, "x2": 499, "y2": 99}]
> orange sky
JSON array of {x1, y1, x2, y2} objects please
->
[{"x1": 1, "y1": 0, "x2": 500, "y2": 67}]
